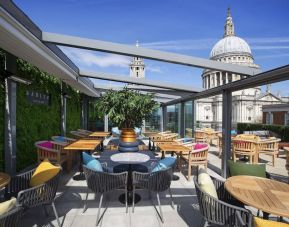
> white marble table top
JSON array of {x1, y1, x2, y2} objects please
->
[{"x1": 110, "y1": 152, "x2": 150, "y2": 164}]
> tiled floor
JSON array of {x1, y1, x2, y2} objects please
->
[{"x1": 21, "y1": 146, "x2": 288, "y2": 227}]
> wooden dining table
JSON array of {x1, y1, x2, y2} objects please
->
[
  {"x1": 89, "y1": 131, "x2": 111, "y2": 138},
  {"x1": 64, "y1": 139, "x2": 101, "y2": 172},
  {"x1": 225, "y1": 175, "x2": 289, "y2": 219},
  {"x1": 0, "y1": 172, "x2": 11, "y2": 189}
]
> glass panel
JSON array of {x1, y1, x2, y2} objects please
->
[
  {"x1": 167, "y1": 104, "x2": 180, "y2": 133},
  {"x1": 145, "y1": 108, "x2": 161, "y2": 132},
  {"x1": 88, "y1": 99, "x2": 104, "y2": 131},
  {"x1": 185, "y1": 101, "x2": 193, "y2": 137}
]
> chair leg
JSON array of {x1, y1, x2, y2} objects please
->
[
  {"x1": 272, "y1": 155, "x2": 276, "y2": 167},
  {"x1": 168, "y1": 188, "x2": 174, "y2": 209},
  {"x1": 156, "y1": 193, "x2": 164, "y2": 223},
  {"x1": 96, "y1": 193, "x2": 104, "y2": 226},
  {"x1": 52, "y1": 201, "x2": 61, "y2": 227},
  {"x1": 125, "y1": 188, "x2": 128, "y2": 213},
  {"x1": 83, "y1": 189, "x2": 89, "y2": 213}
]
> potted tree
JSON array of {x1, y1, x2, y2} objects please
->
[{"x1": 96, "y1": 87, "x2": 159, "y2": 142}]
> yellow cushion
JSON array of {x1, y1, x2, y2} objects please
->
[
  {"x1": 0, "y1": 197, "x2": 16, "y2": 215},
  {"x1": 198, "y1": 168, "x2": 218, "y2": 199},
  {"x1": 29, "y1": 159, "x2": 60, "y2": 187},
  {"x1": 254, "y1": 217, "x2": 289, "y2": 227}
]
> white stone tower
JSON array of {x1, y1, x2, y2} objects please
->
[{"x1": 130, "y1": 41, "x2": 145, "y2": 78}]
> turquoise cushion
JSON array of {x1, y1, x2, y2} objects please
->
[
  {"x1": 152, "y1": 157, "x2": 176, "y2": 172},
  {"x1": 231, "y1": 130, "x2": 237, "y2": 135},
  {"x1": 112, "y1": 127, "x2": 120, "y2": 135},
  {"x1": 82, "y1": 152, "x2": 103, "y2": 172},
  {"x1": 228, "y1": 160, "x2": 266, "y2": 178}
]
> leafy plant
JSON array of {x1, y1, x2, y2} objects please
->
[{"x1": 96, "y1": 87, "x2": 159, "y2": 128}]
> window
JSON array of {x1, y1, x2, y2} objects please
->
[
  {"x1": 266, "y1": 112, "x2": 273, "y2": 124},
  {"x1": 248, "y1": 117, "x2": 251, "y2": 121},
  {"x1": 206, "y1": 116, "x2": 209, "y2": 120},
  {"x1": 136, "y1": 67, "x2": 139, "y2": 70},
  {"x1": 285, "y1": 112, "x2": 289, "y2": 125}
]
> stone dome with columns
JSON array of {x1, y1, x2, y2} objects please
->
[{"x1": 202, "y1": 8, "x2": 259, "y2": 90}]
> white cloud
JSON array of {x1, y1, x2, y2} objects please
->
[
  {"x1": 146, "y1": 66, "x2": 163, "y2": 73},
  {"x1": 61, "y1": 47, "x2": 131, "y2": 68}
]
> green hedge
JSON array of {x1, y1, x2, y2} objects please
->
[
  {"x1": 237, "y1": 122, "x2": 289, "y2": 142},
  {"x1": 0, "y1": 51, "x2": 82, "y2": 171}
]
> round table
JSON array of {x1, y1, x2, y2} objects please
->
[
  {"x1": 0, "y1": 172, "x2": 11, "y2": 189},
  {"x1": 225, "y1": 175, "x2": 289, "y2": 218}
]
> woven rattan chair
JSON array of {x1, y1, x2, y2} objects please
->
[
  {"x1": 82, "y1": 165, "x2": 128, "y2": 226},
  {"x1": 35, "y1": 140, "x2": 69, "y2": 171},
  {"x1": 180, "y1": 143, "x2": 209, "y2": 181},
  {"x1": 4, "y1": 168, "x2": 62, "y2": 227},
  {"x1": 0, "y1": 206, "x2": 23, "y2": 227},
  {"x1": 132, "y1": 167, "x2": 174, "y2": 223},
  {"x1": 194, "y1": 175, "x2": 253, "y2": 227}
]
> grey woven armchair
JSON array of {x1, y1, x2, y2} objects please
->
[
  {"x1": 4, "y1": 168, "x2": 62, "y2": 227},
  {"x1": 83, "y1": 165, "x2": 128, "y2": 226},
  {"x1": 194, "y1": 175, "x2": 253, "y2": 227},
  {"x1": 132, "y1": 167, "x2": 174, "y2": 223},
  {"x1": 0, "y1": 206, "x2": 23, "y2": 227}
]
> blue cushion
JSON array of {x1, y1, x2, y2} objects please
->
[
  {"x1": 183, "y1": 138, "x2": 192, "y2": 143},
  {"x1": 53, "y1": 136, "x2": 66, "y2": 143},
  {"x1": 152, "y1": 157, "x2": 176, "y2": 172},
  {"x1": 82, "y1": 152, "x2": 103, "y2": 172},
  {"x1": 112, "y1": 127, "x2": 120, "y2": 135},
  {"x1": 231, "y1": 130, "x2": 237, "y2": 135}
]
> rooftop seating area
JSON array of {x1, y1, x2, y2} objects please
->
[{"x1": 1, "y1": 2, "x2": 289, "y2": 227}]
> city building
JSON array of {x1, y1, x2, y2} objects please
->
[{"x1": 195, "y1": 8, "x2": 285, "y2": 129}]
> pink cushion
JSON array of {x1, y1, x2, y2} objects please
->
[
  {"x1": 194, "y1": 143, "x2": 207, "y2": 150},
  {"x1": 39, "y1": 141, "x2": 53, "y2": 149}
]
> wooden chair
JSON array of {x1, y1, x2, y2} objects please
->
[
  {"x1": 257, "y1": 138, "x2": 280, "y2": 167},
  {"x1": 232, "y1": 139, "x2": 258, "y2": 164},
  {"x1": 194, "y1": 131, "x2": 208, "y2": 143},
  {"x1": 180, "y1": 143, "x2": 209, "y2": 181},
  {"x1": 34, "y1": 141, "x2": 69, "y2": 170},
  {"x1": 70, "y1": 130, "x2": 87, "y2": 139},
  {"x1": 51, "y1": 136, "x2": 76, "y2": 144}
]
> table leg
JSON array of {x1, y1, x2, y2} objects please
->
[{"x1": 119, "y1": 164, "x2": 141, "y2": 205}]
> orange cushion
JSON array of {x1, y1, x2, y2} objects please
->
[
  {"x1": 254, "y1": 217, "x2": 289, "y2": 227},
  {"x1": 29, "y1": 159, "x2": 60, "y2": 187}
]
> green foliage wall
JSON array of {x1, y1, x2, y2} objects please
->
[
  {"x1": 237, "y1": 122, "x2": 289, "y2": 142},
  {"x1": 0, "y1": 51, "x2": 82, "y2": 171}
]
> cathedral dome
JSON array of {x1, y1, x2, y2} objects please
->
[{"x1": 210, "y1": 36, "x2": 252, "y2": 58}]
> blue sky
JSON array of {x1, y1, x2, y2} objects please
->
[{"x1": 14, "y1": 0, "x2": 289, "y2": 95}]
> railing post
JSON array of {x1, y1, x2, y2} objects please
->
[
  {"x1": 192, "y1": 100, "x2": 195, "y2": 138},
  {"x1": 221, "y1": 90, "x2": 232, "y2": 178},
  {"x1": 180, "y1": 102, "x2": 185, "y2": 137},
  {"x1": 161, "y1": 106, "x2": 167, "y2": 132}
]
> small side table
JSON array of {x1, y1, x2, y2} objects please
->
[{"x1": 0, "y1": 172, "x2": 11, "y2": 189}]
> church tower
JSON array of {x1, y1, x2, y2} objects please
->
[
  {"x1": 224, "y1": 8, "x2": 235, "y2": 37},
  {"x1": 130, "y1": 41, "x2": 145, "y2": 78}
]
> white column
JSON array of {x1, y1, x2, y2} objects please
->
[
  {"x1": 226, "y1": 72, "x2": 229, "y2": 84},
  {"x1": 214, "y1": 73, "x2": 217, "y2": 88}
]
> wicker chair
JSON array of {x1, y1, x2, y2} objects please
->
[
  {"x1": 82, "y1": 165, "x2": 128, "y2": 226},
  {"x1": 4, "y1": 168, "x2": 62, "y2": 227},
  {"x1": 132, "y1": 168, "x2": 174, "y2": 223},
  {"x1": 35, "y1": 140, "x2": 69, "y2": 170},
  {"x1": 232, "y1": 139, "x2": 258, "y2": 164},
  {"x1": 180, "y1": 143, "x2": 209, "y2": 181},
  {"x1": 0, "y1": 206, "x2": 23, "y2": 227},
  {"x1": 194, "y1": 175, "x2": 253, "y2": 227}
]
